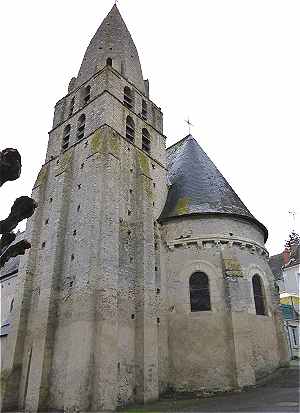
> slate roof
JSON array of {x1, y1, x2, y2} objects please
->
[{"x1": 160, "y1": 135, "x2": 268, "y2": 242}]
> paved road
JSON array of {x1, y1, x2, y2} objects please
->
[{"x1": 121, "y1": 364, "x2": 299, "y2": 412}]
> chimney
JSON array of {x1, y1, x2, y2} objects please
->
[{"x1": 283, "y1": 248, "x2": 290, "y2": 265}]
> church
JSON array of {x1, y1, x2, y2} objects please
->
[{"x1": 1, "y1": 5, "x2": 289, "y2": 412}]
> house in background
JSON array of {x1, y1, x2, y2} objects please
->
[{"x1": 269, "y1": 232, "x2": 300, "y2": 359}]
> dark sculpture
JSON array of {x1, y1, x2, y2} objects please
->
[{"x1": 0, "y1": 148, "x2": 37, "y2": 268}]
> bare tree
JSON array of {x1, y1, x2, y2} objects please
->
[{"x1": 0, "y1": 148, "x2": 37, "y2": 268}]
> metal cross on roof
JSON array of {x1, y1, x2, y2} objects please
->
[
  {"x1": 289, "y1": 209, "x2": 297, "y2": 230},
  {"x1": 185, "y1": 118, "x2": 194, "y2": 135}
]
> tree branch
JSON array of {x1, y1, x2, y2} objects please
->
[
  {"x1": 0, "y1": 148, "x2": 21, "y2": 187},
  {"x1": 0, "y1": 196, "x2": 37, "y2": 234}
]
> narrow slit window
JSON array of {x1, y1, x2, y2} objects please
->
[
  {"x1": 126, "y1": 116, "x2": 135, "y2": 142},
  {"x1": 252, "y1": 274, "x2": 266, "y2": 315},
  {"x1": 77, "y1": 114, "x2": 86, "y2": 140},
  {"x1": 142, "y1": 100, "x2": 148, "y2": 120},
  {"x1": 142, "y1": 128, "x2": 151, "y2": 153},
  {"x1": 106, "y1": 57, "x2": 112, "y2": 66},
  {"x1": 124, "y1": 86, "x2": 133, "y2": 110},
  {"x1": 62, "y1": 125, "x2": 71, "y2": 151},
  {"x1": 189, "y1": 272, "x2": 211, "y2": 312}
]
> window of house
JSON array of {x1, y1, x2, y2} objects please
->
[
  {"x1": 142, "y1": 100, "x2": 148, "y2": 120},
  {"x1": 189, "y1": 272, "x2": 211, "y2": 312},
  {"x1": 142, "y1": 128, "x2": 151, "y2": 153},
  {"x1": 126, "y1": 116, "x2": 135, "y2": 142},
  {"x1": 83, "y1": 86, "x2": 91, "y2": 105},
  {"x1": 106, "y1": 57, "x2": 112, "y2": 66},
  {"x1": 77, "y1": 114, "x2": 86, "y2": 140},
  {"x1": 252, "y1": 274, "x2": 267, "y2": 315},
  {"x1": 62, "y1": 125, "x2": 71, "y2": 150},
  {"x1": 124, "y1": 86, "x2": 133, "y2": 110},
  {"x1": 69, "y1": 97, "x2": 75, "y2": 117}
]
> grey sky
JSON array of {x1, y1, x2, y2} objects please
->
[{"x1": 1, "y1": 0, "x2": 299, "y2": 255}]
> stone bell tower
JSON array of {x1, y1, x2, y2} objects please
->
[{"x1": 2, "y1": 5, "x2": 167, "y2": 412}]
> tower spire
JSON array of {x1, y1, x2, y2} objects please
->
[{"x1": 75, "y1": 5, "x2": 145, "y2": 93}]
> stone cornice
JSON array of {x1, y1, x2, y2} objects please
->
[{"x1": 166, "y1": 234, "x2": 269, "y2": 259}]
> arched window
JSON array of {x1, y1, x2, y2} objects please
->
[
  {"x1": 126, "y1": 116, "x2": 135, "y2": 142},
  {"x1": 124, "y1": 86, "x2": 133, "y2": 110},
  {"x1": 142, "y1": 128, "x2": 151, "y2": 153},
  {"x1": 77, "y1": 114, "x2": 86, "y2": 140},
  {"x1": 142, "y1": 99, "x2": 148, "y2": 120},
  {"x1": 252, "y1": 274, "x2": 266, "y2": 315},
  {"x1": 62, "y1": 125, "x2": 71, "y2": 150},
  {"x1": 83, "y1": 86, "x2": 91, "y2": 105},
  {"x1": 69, "y1": 97, "x2": 75, "y2": 117},
  {"x1": 189, "y1": 272, "x2": 211, "y2": 312},
  {"x1": 106, "y1": 57, "x2": 112, "y2": 66}
]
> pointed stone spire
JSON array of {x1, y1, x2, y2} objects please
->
[
  {"x1": 160, "y1": 135, "x2": 268, "y2": 241},
  {"x1": 75, "y1": 5, "x2": 145, "y2": 93}
]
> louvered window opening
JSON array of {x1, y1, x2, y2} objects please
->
[
  {"x1": 124, "y1": 87, "x2": 133, "y2": 110},
  {"x1": 126, "y1": 116, "x2": 135, "y2": 142},
  {"x1": 142, "y1": 100, "x2": 147, "y2": 120},
  {"x1": 77, "y1": 115, "x2": 86, "y2": 140},
  {"x1": 62, "y1": 125, "x2": 71, "y2": 151},
  {"x1": 83, "y1": 86, "x2": 91, "y2": 105},
  {"x1": 142, "y1": 129, "x2": 151, "y2": 153},
  {"x1": 69, "y1": 98, "x2": 75, "y2": 117}
]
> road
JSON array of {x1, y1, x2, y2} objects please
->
[{"x1": 120, "y1": 363, "x2": 299, "y2": 412}]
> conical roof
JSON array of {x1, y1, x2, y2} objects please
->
[
  {"x1": 160, "y1": 135, "x2": 268, "y2": 241},
  {"x1": 75, "y1": 5, "x2": 145, "y2": 93}
]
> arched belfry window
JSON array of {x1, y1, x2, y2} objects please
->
[
  {"x1": 77, "y1": 114, "x2": 86, "y2": 140},
  {"x1": 252, "y1": 274, "x2": 266, "y2": 315},
  {"x1": 106, "y1": 57, "x2": 112, "y2": 66},
  {"x1": 189, "y1": 272, "x2": 211, "y2": 312},
  {"x1": 142, "y1": 128, "x2": 151, "y2": 153},
  {"x1": 124, "y1": 86, "x2": 133, "y2": 110},
  {"x1": 62, "y1": 125, "x2": 71, "y2": 151},
  {"x1": 142, "y1": 100, "x2": 148, "y2": 120},
  {"x1": 126, "y1": 116, "x2": 135, "y2": 142},
  {"x1": 69, "y1": 97, "x2": 75, "y2": 117},
  {"x1": 83, "y1": 86, "x2": 91, "y2": 105}
]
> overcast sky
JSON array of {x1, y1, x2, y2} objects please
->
[{"x1": 0, "y1": 0, "x2": 299, "y2": 255}]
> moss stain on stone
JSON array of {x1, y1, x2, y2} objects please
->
[
  {"x1": 176, "y1": 197, "x2": 189, "y2": 215},
  {"x1": 143, "y1": 178, "x2": 153, "y2": 201},
  {"x1": 0, "y1": 368, "x2": 9, "y2": 394},
  {"x1": 56, "y1": 151, "x2": 73, "y2": 176},
  {"x1": 34, "y1": 165, "x2": 48, "y2": 188},
  {"x1": 91, "y1": 130, "x2": 103, "y2": 153},
  {"x1": 138, "y1": 152, "x2": 150, "y2": 176},
  {"x1": 223, "y1": 258, "x2": 243, "y2": 277},
  {"x1": 109, "y1": 133, "x2": 120, "y2": 157}
]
